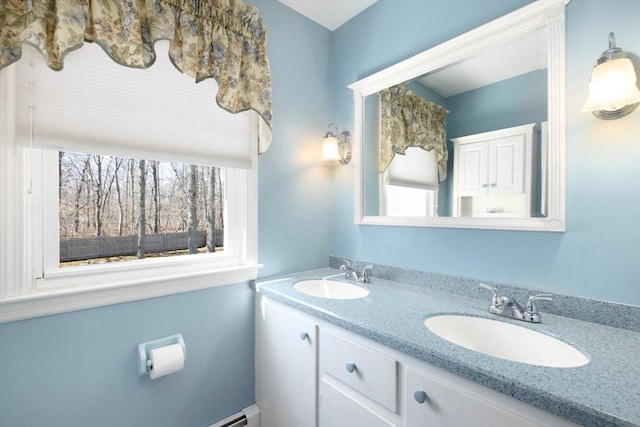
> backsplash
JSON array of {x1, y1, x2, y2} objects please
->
[{"x1": 329, "y1": 256, "x2": 640, "y2": 332}]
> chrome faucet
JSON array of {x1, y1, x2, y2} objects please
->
[
  {"x1": 479, "y1": 283, "x2": 552, "y2": 323},
  {"x1": 359, "y1": 264, "x2": 374, "y2": 283},
  {"x1": 339, "y1": 259, "x2": 357, "y2": 280},
  {"x1": 339, "y1": 259, "x2": 374, "y2": 283}
]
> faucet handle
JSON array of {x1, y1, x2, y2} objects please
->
[
  {"x1": 479, "y1": 283, "x2": 500, "y2": 305},
  {"x1": 339, "y1": 259, "x2": 352, "y2": 271},
  {"x1": 526, "y1": 293, "x2": 553, "y2": 312},
  {"x1": 360, "y1": 265, "x2": 374, "y2": 283}
]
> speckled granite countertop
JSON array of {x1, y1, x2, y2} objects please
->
[{"x1": 255, "y1": 268, "x2": 640, "y2": 427}]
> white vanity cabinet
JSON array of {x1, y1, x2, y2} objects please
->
[
  {"x1": 256, "y1": 296, "x2": 578, "y2": 427},
  {"x1": 405, "y1": 366, "x2": 577, "y2": 427},
  {"x1": 255, "y1": 297, "x2": 317, "y2": 427},
  {"x1": 452, "y1": 123, "x2": 539, "y2": 218}
]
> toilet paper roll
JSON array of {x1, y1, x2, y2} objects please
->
[{"x1": 149, "y1": 343, "x2": 185, "y2": 379}]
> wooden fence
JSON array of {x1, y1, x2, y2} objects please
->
[{"x1": 60, "y1": 230, "x2": 223, "y2": 262}]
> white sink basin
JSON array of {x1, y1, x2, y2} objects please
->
[
  {"x1": 293, "y1": 279, "x2": 369, "y2": 300},
  {"x1": 424, "y1": 315, "x2": 589, "y2": 368}
]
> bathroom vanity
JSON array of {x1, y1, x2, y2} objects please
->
[{"x1": 255, "y1": 267, "x2": 640, "y2": 427}]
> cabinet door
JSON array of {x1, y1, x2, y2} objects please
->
[
  {"x1": 488, "y1": 134, "x2": 525, "y2": 195},
  {"x1": 319, "y1": 379, "x2": 397, "y2": 427},
  {"x1": 457, "y1": 141, "x2": 488, "y2": 197},
  {"x1": 256, "y1": 298, "x2": 317, "y2": 427},
  {"x1": 406, "y1": 367, "x2": 548, "y2": 427}
]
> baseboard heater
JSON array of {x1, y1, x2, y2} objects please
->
[
  {"x1": 209, "y1": 404, "x2": 260, "y2": 427},
  {"x1": 211, "y1": 413, "x2": 246, "y2": 427}
]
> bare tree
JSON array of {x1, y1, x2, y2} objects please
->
[
  {"x1": 206, "y1": 167, "x2": 216, "y2": 252},
  {"x1": 187, "y1": 164, "x2": 198, "y2": 254},
  {"x1": 88, "y1": 155, "x2": 117, "y2": 236},
  {"x1": 216, "y1": 168, "x2": 224, "y2": 232},
  {"x1": 137, "y1": 160, "x2": 147, "y2": 259},
  {"x1": 90, "y1": 155, "x2": 104, "y2": 236},
  {"x1": 151, "y1": 161, "x2": 160, "y2": 233},
  {"x1": 170, "y1": 163, "x2": 188, "y2": 232},
  {"x1": 58, "y1": 152, "x2": 64, "y2": 200},
  {"x1": 72, "y1": 156, "x2": 90, "y2": 236},
  {"x1": 59, "y1": 153, "x2": 97, "y2": 237},
  {"x1": 128, "y1": 159, "x2": 136, "y2": 235},
  {"x1": 114, "y1": 158, "x2": 124, "y2": 235}
]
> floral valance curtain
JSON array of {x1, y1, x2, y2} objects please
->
[
  {"x1": 0, "y1": 0, "x2": 273, "y2": 153},
  {"x1": 379, "y1": 84, "x2": 448, "y2": 182}
]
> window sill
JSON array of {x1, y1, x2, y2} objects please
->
[{"x1": 0, "y1": 263, "x2": 261, "y2": 323}]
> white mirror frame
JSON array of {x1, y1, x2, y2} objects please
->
[{"x1": 349, "y1": 0, "x2": 568, "y2": 232}]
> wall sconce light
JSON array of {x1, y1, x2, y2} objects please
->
[
  {"x1": 320, "y1": 123, "x2": 352, "y2": 165},
  {"x1": 582, "y1": 32, "x2": 640, "y2": 120}
]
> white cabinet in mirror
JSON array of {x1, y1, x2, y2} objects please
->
[
  {"x1": 349, "y1": 0, "x2": 569, "y2": 232},
  {"x1": 452, "y1": 123, "x2": 541, "y2": 218}
]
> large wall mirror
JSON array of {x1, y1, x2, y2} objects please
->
[{"x1": 349, "y1": 0, "x2": 568, "y2": 231}]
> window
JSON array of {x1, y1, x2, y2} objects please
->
[
  {"x1": 383, "y1": 185, "x2": 438, "y2": 217},
  {"x1": 381, "y1": 147, "x2": 440, "y2": 217},
  {"x1": 34, "y1": 148, "x2": 255, "y2": 293},
  {"x1": 0, "y1": 43, "x2": 258, "y2": 322},
  {"x1": 57, "y1": 152, "x2": 226, "y2": 267}
]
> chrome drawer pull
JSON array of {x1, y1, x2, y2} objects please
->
[{"x1": 346, "y1": 362, "x2": 357, "y2": 373}]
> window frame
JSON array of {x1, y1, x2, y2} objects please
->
[{"x1": 0, "y1": 64, "x2": 260, "y2": 323}]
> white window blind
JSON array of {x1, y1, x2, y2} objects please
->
[
  {"x1": 14, "y1": 41, "x2": 254, "y2": 169},
  {"x1": 388, "y1": 147, "x2": 439, "y2": 189}
]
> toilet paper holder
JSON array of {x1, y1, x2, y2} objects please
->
[{"x1": 138, "y1": 334, "x2": 186, "y2": 376}]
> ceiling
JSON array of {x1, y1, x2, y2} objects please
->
[
  {"x1": 419, "y1": 28, "x2": 548, "y2": 97},
  {"x1": 278, "y1": 0, "x2": 547, "y2": 97},
  {"x1": 276, "y1": 1, "x2": 546, "y2": 97},
  {"x1": 278, "y1": 0, "x2": 378, "y2": 31}
]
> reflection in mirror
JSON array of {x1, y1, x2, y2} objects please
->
[
  {"x1": 451, "y1": 122, "x2": 545, "y2": 218},
  {"x1": 351, "y1": 0, "x2": 568, "y2": 231},
  {"x1": 365, "y1": 28, "x2": 548, "y2": 218}
]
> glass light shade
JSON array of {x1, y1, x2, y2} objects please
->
[
  {"x1": 582, "y1": 58, "x2": 640, "y2": 112},
  {"x1": 321, "y1": 136, "x2": 341, "y2": 161}
]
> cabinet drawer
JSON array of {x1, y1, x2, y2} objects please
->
[
  {"x1": 320, "y1": 329, "x2": 398, "y2": 413},
  {"x1": 319, "y1": 379, "x2": 397, "y2": 427}
]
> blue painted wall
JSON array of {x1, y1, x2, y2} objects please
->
[
  {"x1": 329, "y1": 0, "x2": 640, "y2": 305},
  {"x1": 0, "y1": 2, "x2": 333, "y2": 426},
  {"x1": 253, "y1": 0, "x2": 333, "y2": 278},
  {"x1": 0, "y1": 284, "x2": 255, "y2": 427},
  {"x1": 446, "y1": 69, "x2": 547, "y2": 139}
]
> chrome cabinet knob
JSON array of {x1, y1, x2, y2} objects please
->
[
  {"x1": 346, "y1": 363, "x2": 357, "y2": 373},
  {"x1": 300, "y1": 332, "x2": 309, "y2": 341}
]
